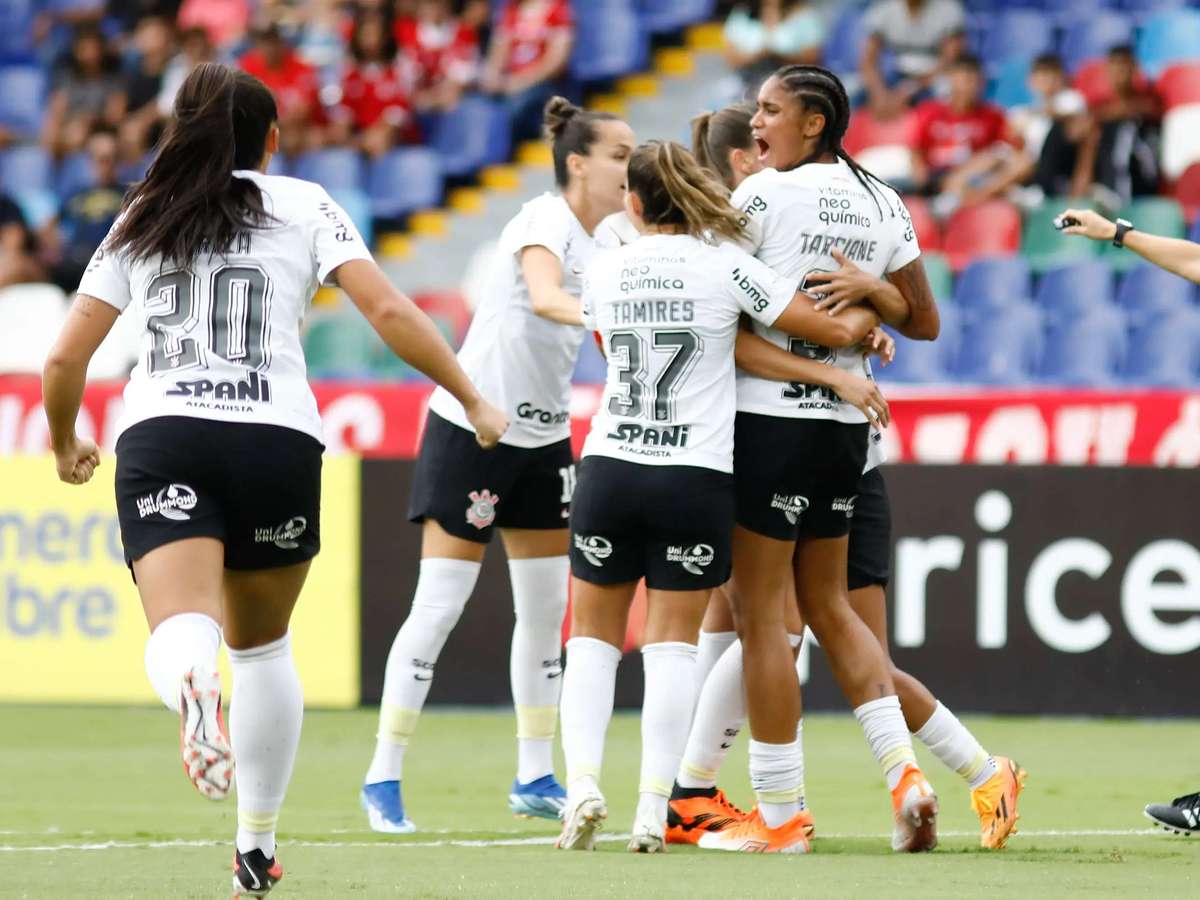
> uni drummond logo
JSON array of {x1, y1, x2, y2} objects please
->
[
  {"x1": 667, "y1": 544, "x2": 715, "y2": 575},
  {"x1": 574, "y1": 534, "x2": 613, "y2": 567},
  {"x1": 136, "y1": 483, "x2": 197, "y2": 521},
  {"x1": 0, "y1": 509, "x2": 123, "y2": 639}
]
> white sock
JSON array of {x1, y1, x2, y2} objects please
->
[
  {"x1": 914, "y1": 701, "x2": 997, "y2": 790},
  {"x1": 560, "y1": 636, "x2": 621, "y2": 803},
  {"x1": 677, "y1": 639, "x2": 744, "y2": 789},
  {"x1": 854, "y1": 695, "x2": 918, "y2": 790},
  {"x1": 144, "y1": 613, "x2": 221, "y2": 711},
  {"x1": 749, "y1": 738, "x2": 803, "y2": 828},
  {"x1": 508, "y1": 556, "x2": 568, "y2": 784},
  {"x1": 639, "y1": 642, "x2": 698, "y2": 814},
  {"x1": 695, "y1": 630, "x2": 736, "y2": 690},
  {"x1": 365, "y1": 558, "x2": 480, "y2": 785},
  {"x1": 229, "y1": 633, "x2": 303, "y2": 858}
]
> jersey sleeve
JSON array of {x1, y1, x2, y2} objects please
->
[
  {"x1": 731, "y1": 176, "x2": 769, "y2": 254},
  {"x1": 76, "y1": 225, "x2": 132, "y2": 313},
  {"x1": 580, "y1": 269, "x2": 598, "y2": 331},
  {"x1": 510, "y1": 195, "x2": 572, "y2": 262},
  {"x1": 723, "y1": 246, "x2": 797, "y2": 327},
  {"x1": 310, "y1": 188, "x2": 374, "y2": 285},
  {"x1": 885, "y1": 193, "x2": 922, "y2": 273}
]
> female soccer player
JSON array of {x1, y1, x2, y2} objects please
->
[
  {"x1": 670, "y1": 100, "x2": 1025, "y2": 852},
  {"x1": 41, "y1": 63, "x2": 506, "y2": 897},
  {"x1": 362, "y1": 97, "x2": 635, "y2": 831},
  {"x1": 555, "y1": 140, "x2": 885, "y2": 855}
]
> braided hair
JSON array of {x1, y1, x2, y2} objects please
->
[{"x1": 770, "y1": 64, "x2": 894, "y2": 220}]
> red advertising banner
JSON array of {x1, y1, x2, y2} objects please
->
[{"x1": 2, "y1": 375, "x2": 1198, "y2": 466}]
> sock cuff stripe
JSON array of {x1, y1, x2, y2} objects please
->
[
  {"x1": 881, "y1": 746, "x2": 918, "y2": 773},
  {"x1": 567, "y1": 766, "x2": 600, "y2": 784},
  {"x1": 681, "y1": 761, "x2": 719, "y2": 782},
  {"x1": 756, "y1": 787, "x2": 803, "y2": 803},
  {"x1": 378, "y1": 705, "x2": 421, "y2": 744},
  {"x1": 515, "y1": 705, "x2": 558, "y2": 741},
  {"x1": 238, "y1": 810, "x2": 279, "y2": 832},
  {"x1": 227, "y1": 632, "x2": 290, "y2": 662},
  {"x1": 957, "y1": 749, "x2": 990, "y2": 780},
  {"x1": 641, "y1": 641, "x2": 698, "y2": 657},
  {"x1": 638, "y1": 778, "x2": 673, "y2": 798},
  {"x1": 565, "y1": 636, "x2": 622, "y2": 662}
]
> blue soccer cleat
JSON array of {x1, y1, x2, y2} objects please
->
[
  {"x1": 508, "y1": 774, "x2": 568, "y2": 820},
  {"x1": 361, "y1": 780, "x2": 416, "y2": 834}
]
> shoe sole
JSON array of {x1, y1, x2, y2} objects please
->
[
  {"x1": 895, "y1": 796, "x2": 939, "y2": 853},
  {"x1": 627, "y1": 830, "x2": 666, "y2": 853},
  {"x1": 360, "y1": 790, "x2": 416, "y2": 834},
  {"x1": 180, "y1": 667, "x2": 233, "y2": 802},
  {"x1": 556, "y1": 796, "x2": 607, "y2": 850},
  {"x1": 1144, "y1": 810, "x2": 1199, "y2": 836}
]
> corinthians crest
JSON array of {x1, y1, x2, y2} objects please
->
[{"x1": 466, "y1": 489, "x2": 500, "y2": 529}]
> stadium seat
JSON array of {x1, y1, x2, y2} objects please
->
[
  {"x1": 1115, "y1": 263, "x2": 1197, "y2": 324},
  {"x1": 0, "y1": 66, "x2": 44, "y2": 134},
  {"x1": 571, "y1": 9, "x2": 649, "y2": 82},
  {"x1": 1101, "y1": 197, "x2": 1185, "y2": 272},
  {"x1": 875, "y1": 303, "x2": 960, "y2": 384},
  {"x1": 431, "y1": 95, "x2": 512, "y2": 179},
  {"x1": 573, "y1": 334, "x2": 608, "y2": 384},
  {"x1": 843, "y1": 109, "x2": 919, "y2": 156},
  {"x1": 0, "y1": 0, "x2": 34, "y2": 62},
  {"x1": 412, "y1": 290, "x2": 471, "y2": 344},
  {"x1": 1189, "y1": 216, "x2": 1200, "y2": 244},
  {"x1": 0, "y1": 144, "x2": 52, "y2": 192},
  {"x1": 634, "y1": 0, "x2": 716, "y2": 34},
  {"x1": 1135, "y1": 9, "x2": 1200, "y2": 77},
  {"x1": 1156, "y1": 63, "x2": 1200, "y2": 110},
  {"x1": 922, "y1": 251, "x2": 954, "y2": 301},
  {"x1": 1059, "y1": 13, "x2": 1134, "y2": 74},
  {"x1": 56, "y1": 151, "x2": 93, "y2": 200},
  {"x1": 1161, "y1": 103, "x2": 1200, "y2": 180},
  {"x1": 954, "y1": 256, "x2": 1032, "y2": 310},
  {"x1": 1039, "y1": 309, "x2": 1128, "y2": 385},
  {"x1": 302, "y1": 313, "x2": 378, "y2": 379},
  {"x1": 328, "y1": 187, "x2": 373, "y2": 248},
  {"x1": 292, "y1": 148, "x2": 365, "y2": 192},
  {"x1": 1022, "y1": 198, "x2": 1101, "y2": 273},
  {"x1": 822, "y1": 6, "x2": 868, "y2": 81},
  {"x1": 1072, "y1": 58, "x2": 1113, "y2": 107},
  {"x1": 1173, "y1": 163, "x2": 1200, "y2": 222},
  {"x1": 942, "y1": 200, "x2": 1021, "y2": 271},
  {"x1": 1121, "y1": 0, "x2": 1189, "y2": 21},
  {"x1": 367, "y1": 147, "x2": 444, "y2": 219},
  {"x1": 988, "y1": 58, "x2": 1034, "y2": 108},
  {"x1": 1034, "y1": 259, "x2": 1115, "y2": 318},
  {"x1": 0, "y1": 283, "x2": 69, "y2": 374},
  {"x1": 978, "y1": 10, "x2": 1054, "y2": 75},
  {"x1": 952, "y1": 302, "x2": 1044, "y2": 385},
  {"x1": 902, "y1": 196, "x2": 941, "y2": 252},
  {"x1": 1121, "y1": 307, "x2": 1200, "y2": 385}
]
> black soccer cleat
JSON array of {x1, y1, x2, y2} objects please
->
[
  {"x1": 1144, "y1": 791, "x2": 1200, "y2": 835},
  {"x1": 232, "y1": 848, "x2": 284, "y2": 898}
]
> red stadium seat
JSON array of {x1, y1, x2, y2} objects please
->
[
  {"x1": 902, "y1": 196, "x2": 942, "y2": 252},
  {"x1": 942, "y1": 200, "x2": 1022, "y2": 271},
  {"x1": 843, "y1": 108, "x2": 919, "y2": 156},
  {"x1": 1174, "y1": 163, "x2": 1200, "y2": 223},
  {"x1": 1073, "y1": 58, "x2": 1153, "y2": 108},
  {"x1": 412, "y1": 290, "x2": 471, "y2": 343},
  {"x1": 1157, "y1": 63, "x2": 1200, "y2": 110}
]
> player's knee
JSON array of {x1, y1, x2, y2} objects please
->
[{"x1": 408, "y1": 595, "x2": 468, "y2": 640}]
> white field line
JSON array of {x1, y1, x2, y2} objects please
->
[{"x1": 0, "y1": 829, "x2": 1163, "y2": 853}]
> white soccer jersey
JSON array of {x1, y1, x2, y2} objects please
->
[
  {"x1": 731, "y1": 160, "x2": 920, "y2": 424},
  {"x1": 581, "y1": 233, "x2": 796, "y2": 473},
  {"x1": 428, "y1": 192, "x2": 595, "y2": 448},
  {"x1": 593, "y1": 211, "x2": 640, "y2": 249},
  {"x1": 78, "y1": 170, "x2": 373, "y2": 444}
]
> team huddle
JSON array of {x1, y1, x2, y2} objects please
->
[{"x1": 42, "y1": 60, "x2": 1025, "y2": 897}]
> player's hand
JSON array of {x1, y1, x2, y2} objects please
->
[
  {"x1": 466, "y1": 399, "x2": 509, "y2": 450},
  {"x1": 829, "y1": 370, "x2": 890, "y2": 429},
  {"x1": 808, "y1": 250, "x2": 878, "y2": 316},
  {"x1": 862, "y1": 327, "x2": 896, "y2": 366},
  {"x1": 1058, "y1": 208, "x2": 1118, "y2": 242},
  {"x1": 54, "y1": 435, "x2": 100, "y2": 485}
]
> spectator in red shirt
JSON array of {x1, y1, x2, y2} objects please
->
[
  {"x1": 330, "y1": 9, "x2": 418, "y2": 158},
  {"x1": 912, "y1": 55, "x2": 1008, "y2": 212},
  {"x1": 396, "y1": 0, "x2": 480, "y2": 113},
  {"x1": 481, "y1": 0, "x2": 574, "y2": 142},
  {"x1": 239, "y1": 21, "x2": 324, "y2": 156}
]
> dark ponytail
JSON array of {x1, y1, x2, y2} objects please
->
[
  {"x1": 690, "y1": 102, "x2": 755, "y2": 189},
  {"x1": 108, "y1": 63, "x2": 278, "y2": 266},
  {"x1": 771, "y1": 64, "x2": 894, "y2": 219},
  {"x1": 543, "y1": 95, "x2": 620, "y2": 188}
]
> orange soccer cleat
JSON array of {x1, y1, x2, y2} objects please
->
[
  {"x1": 695, "y1": 807, "x2": 813, "y2": 854},
  {"x1": 971, "y1": 756, "x2": 1027, "y2": 849},
  {"x1": 891, "y1": 765, "x2": 938, "y2": 852},
  {"x1": 666, "y1": 788, "x2": 749, "y2": 845}
]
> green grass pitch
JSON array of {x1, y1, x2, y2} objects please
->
[{"x1": 1, "y1": 706, "x2": 1197, "y2": 898}]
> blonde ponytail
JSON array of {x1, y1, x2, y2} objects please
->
[{"x1": 627, "y1": 141, "x2": 745, "y2": 243}]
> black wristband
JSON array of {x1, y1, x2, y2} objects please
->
[{"x1": 1113, "y1": 218, "x2": 1134, "y2": 248}]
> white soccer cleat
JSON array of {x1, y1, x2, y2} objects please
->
[
  {"x1": 891, "y1": 765, "x2": 939, "y2": 853},
  {"x1": 556, "y1": 792, "x2": 607, "y2": 851},
  {"x1": 179, "y1": 666, "x2": 234, "y2": 801},
  {"x1": 627, "y1": 814, "x2": 667, "y2": 854}
]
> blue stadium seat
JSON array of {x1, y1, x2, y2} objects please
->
[
  {"x1": 571, "y1": 8, "x2": 649, "y2": 81},
  {"x1": 1051, "y1": 0, "x2": 1123, "y2": 27},
  {"x1": 56, "y1": 151, "x2": 93, "y2": 200},
  {"x1": 953, "y1": 257, "x2": 1032, "y2": 310},
  {"x1": 634, "y1": 0, "x2": 716, "y2": 34},
  {"x1": 953, "y1": 302, "x2": 1044, "y2": 384},
  {"x1": 0, "y1": 66, "x2": 45, "y2": 134},
  {"x1": 1039, "y1": 308, "x2": 1128, "y2": 385},
  {"x1": 0, "y1": 144, "x2": 52, "y2": 192},
  {"x1": 1121, "y1": 308, "x2": 1200, "y2": 385},
  {"x1": 1059, "y1": 12, "x2": 1134, "y2": 73},
  {"x1": 328, "y1": 187, "x2": 373, "y2": 248},
  {"x1": 1120, "y1": 0, "x2": 1188, "y2": 22},
  {"x1": 293, "y1": 148, "x2": 365, "y2": 192},
  {"x1": 978, "y1": 10, "x2": 1054, "y2": 75},
  {"x1": 1034, "y1": 260, "x2": 1115, "y2": 317},
  {"x1": 1115, "y1": 263, "x2": 1197, "y2": 324},
  {"x1": 0, "y1": 0, "x2": 35, "y2": 61},
  {"x1": 1136, "y1": 9, "x2": 1200, "y2": 77},
  {"x1": 822, "y1": 6, "x2": 867, "y2": 79},
  {"x1": 367, "y1": 147, "x2": 444, "y2": 219},
  {"x1": 573, "y1": 335, "x2": 608, "y2": 384},
  {"x1": 875, "y1": 304, "x2": 961, "y2": 384},
  {"x1": 431, "y1": 95, "x2": 512, "y2": 179}
]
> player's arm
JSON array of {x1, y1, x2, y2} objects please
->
[
  {"x1": 885, "y1": 257, "x2": 940, "y2": 341},
  {"x1": 809, "y1": 248, "x2": 908, "y2": 321},
  {"x1": 1060, "y1": 208, "x2": 1200, "y2": 284},
  {"x1": 772, "y1": 290, "x2": 880, "y2": 349},
  {"x1": 337, "y1": 259, "x2": 508, "y2": 447},
  {"x1": 521, "y1": 245, "x2": 583, "y2": 326},
  {"x1": 42, "y1": 293, "x2": 117, "y2": 484},
  {"x1": 734, "y1": 329, "x2": 889, "y2": 426}
]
